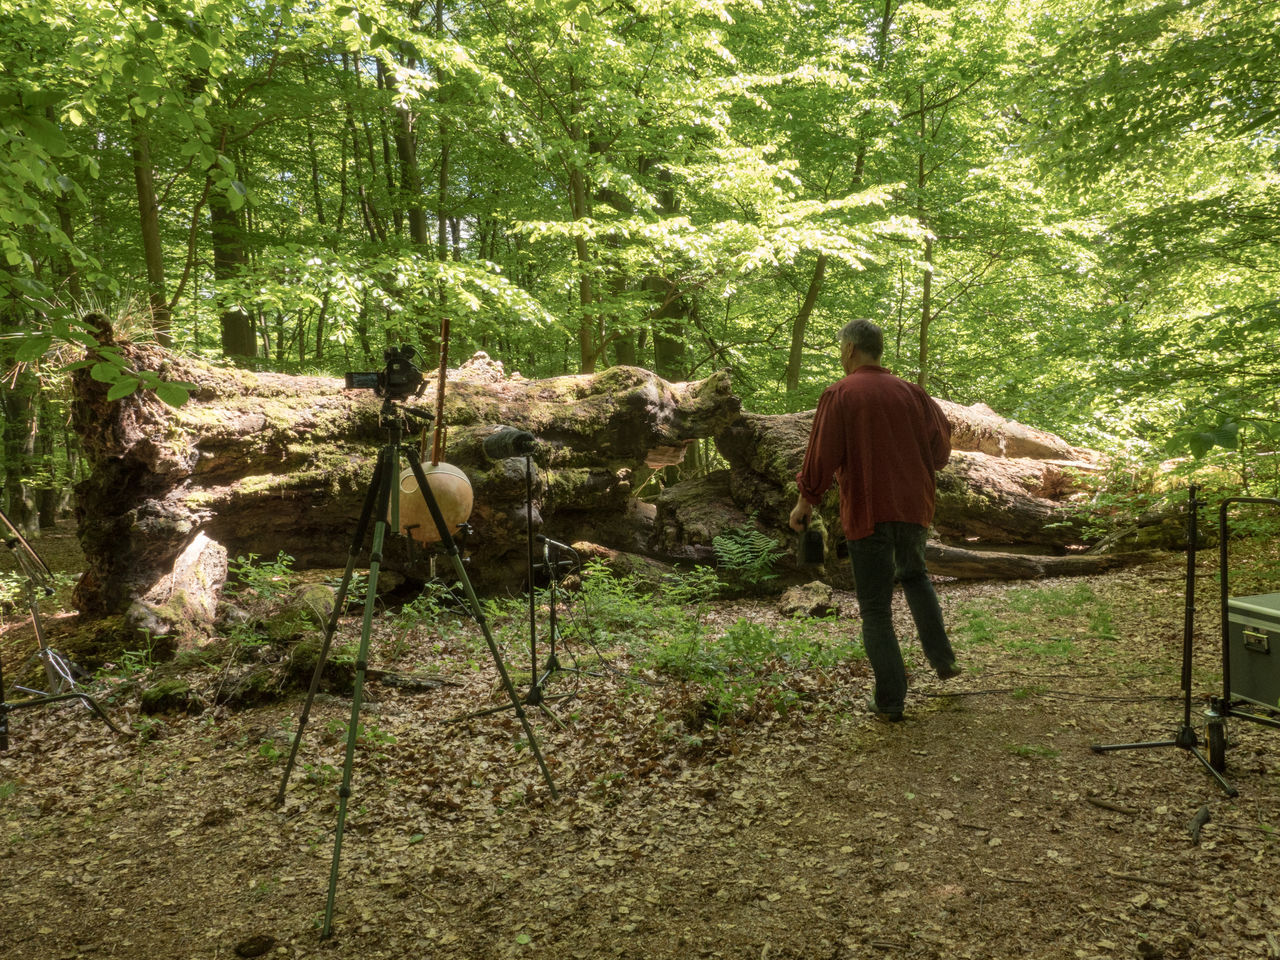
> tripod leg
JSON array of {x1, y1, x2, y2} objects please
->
[
  {"x1": 323, "y1": 445, "x2": 395, "y2": 938},
  {"x1": 28, "y1": 589, "x2": 68, "y2": 695},
  {"x1": 0, "y1": 652, "x2": 8, "y2": 751},
  {"x1": 1187, "y1": 744, "x2": 1238, "y2": 797},
  {"x1": 404, "y1": 449, "x2": 558, "y2": 800},
  {"x1": 277, "y1": 447, "x2": 389, "y2": 804}
]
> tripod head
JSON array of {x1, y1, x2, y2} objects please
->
[{"x1": 375, "y1": 395, "x2": 435, "y2": 436}]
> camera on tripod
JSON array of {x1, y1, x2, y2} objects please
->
[{"x1": 344, "y1": 345, "x2": 425, "y2": 400}]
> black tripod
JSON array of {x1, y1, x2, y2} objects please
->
[
  {"x1": 274, "y1": 398, "x2": 556, "y2": 939},
  {"x1": 452, "y1": 456, "x2": 588, "y2": 723},
  {"x1": 530, "y1": 534, "x2": 589, "y2": 698},
  {"x1": 1090, "y1": 485, "x2": 1237, "y2": 796},
  {"x1": 0, "y1": 506, "x2": 121, "y2": 751}
]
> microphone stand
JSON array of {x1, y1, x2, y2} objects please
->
[
  {"x1": 1090, "y1": 486, "x2": 1237, "y2": 796},
  {"x1": 450, "y1": 449, "x2": 587, "y2": 725},
  {"x1": 0, "y1": 506, "x2": 122, "y2": 751},
  {"x1": 532, "y1": 534, "x2": 587, "y2": 696}
]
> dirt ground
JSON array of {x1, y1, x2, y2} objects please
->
[{"x1": 2, "y1": 530, "x2": 1279, "y2": 960}]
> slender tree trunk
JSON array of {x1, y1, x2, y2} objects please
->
[
  {"x1": 210, "y1": 159, "x2": 255, "y2": 360},
  {"x1": 569, "y1": 70, "x2": 597, "y2": 373},
  {"x1": 437, "y1": 138, "x2": 450, "y2": 261},
  {"x1": 1, "y1": 305, "x2": 36, "y2": 532},
  {"x1": 304, "y1": 67, "x2": 327, "y2": 227},
  {"x1": 315, "y1": 290, "x2": 331, "y2": 363},
  {"x1": 435, "y1": 0, "x2": 450, "y2": 266},
  {"x1": 916, "y1": 84, "x2": 931, "y2": 391},
  {"x1": 388, "y1": 68, "x2": 429, "y2": 247},
  {"x1": 34, "y1": 394, "x2": 60, "y2": 529},
  {"x1": 919, "y1": 236, "x2": 933, "y2": 390},
  {"x1": 648, "y1": 167, "x2": 685, "y2": 380},
  {"x1": 48, "y1": 106, "x2": 82, "y2": 304},
  {"x1": 375, "y1": 61, "x2": 403, "y2": 237},
  {"x1": 130, "y1": 112, "x2": 173, "y2": 347},
  {"x1": 785, "y1": 253, "x2": 827, "y2": 403}
]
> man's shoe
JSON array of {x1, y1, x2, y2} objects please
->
[
  {"x1": 936, "y1": 663, "x2": 964, "y2": 681},
  {"x1": 864, "y1": 694, "x2": 904, "y2": 723}
]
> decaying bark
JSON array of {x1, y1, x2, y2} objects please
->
[
  {"x1": 69, "y1": 332, "x2": 1173, "y2": 634},
  {"x1": 70, "y1": 336, "x2": 740, "y2": 629}
]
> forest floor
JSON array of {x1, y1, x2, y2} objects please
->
[{"x1": 2, "y1": 525, "x2": 1280, "y2": 960}]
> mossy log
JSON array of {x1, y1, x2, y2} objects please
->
[
  {"x1": 70, "y1": 332, "x2": 1178, "y2": 631},
  {"x1": 711, "y1": 407, "x2": 1100, "y2": 547},
  {"x1": 70, "y1": 336, "x2": 741, "y2": 624},
  {"x1": 689, "y1": 404, "x2": 1181, "y2": 583}
]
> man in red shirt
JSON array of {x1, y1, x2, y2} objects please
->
[{"x1": 789, "y1": 318, "x2": 960, "y2": 721}]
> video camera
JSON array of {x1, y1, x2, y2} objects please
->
[{"x1": 344, "y1": 345, "x2": 426, "y2": 401}]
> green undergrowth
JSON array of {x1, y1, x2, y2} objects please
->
[
  {"x1": 956, "y1": 582, "x2": 1120, "y2": 661},
  {"x1": 570, "y1": 561, "x2": 863, "y2": 727}
]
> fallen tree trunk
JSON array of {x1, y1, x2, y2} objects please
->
[
  {"x1": 69, "y1": 331, "x2": 1170, "y2": 635},
  {"x1": 925, "y1": 543, "x2": 1165, "y2": 580},
  {"x1": 711, "y1": 410, "x2": 1100, "y2": 549},
  {"x1": 70, "y1": 336, "x2": 740, "y2": 630}
]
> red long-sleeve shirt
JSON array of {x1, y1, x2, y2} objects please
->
[{"x1": 796, "y1": 365, "x2": 952, "y2": 541}]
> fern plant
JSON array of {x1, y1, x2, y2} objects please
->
[{"x1": 712, "y1": 523, "x2": 782, "y2": 585}]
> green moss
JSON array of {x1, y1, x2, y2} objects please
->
[
  {"x1": 140, "y1": 678, "x2": 203, "y2": 715},
  {"x1": 221, "y1": 665, "x2": 280, "y2": 707},
  {"x1": 284, "y1": 637, "x2": 354, "y2": 695},
  {"x1": 52, "y1": 616, "x2": 146, "y2": 672}
]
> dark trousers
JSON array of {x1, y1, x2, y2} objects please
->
[{"x1": 847, "y1": 522, "x2": 955, "y2": 713}]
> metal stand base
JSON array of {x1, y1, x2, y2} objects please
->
[
  {"x1": 1091, "y1": 723, "x2": 1236, "y2": 796},
  {"x1": 1091, "y1": 486, "x2": 1237, "y2": 797},
  {"x1": 1, "y1": 508, "x2": 123, "y2": 751}
]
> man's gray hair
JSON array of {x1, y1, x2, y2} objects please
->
[{"x1": 839, "y1": 318, "x2": 883, "y2": 360}]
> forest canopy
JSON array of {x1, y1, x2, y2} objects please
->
[{"x1": 2, "y1": 0, "x2": 1278, "y2": 530}]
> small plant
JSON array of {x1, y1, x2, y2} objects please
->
[
  {"x1": 712, "y1": 522, "x2": 782, "y2": 585},
  {"x1": 132, "y1": 716, "x2": 166, "y2": 743},
  {"x1": 304, "y1": 761, "x2": 339, "y2": 787},
  {"x1": 576, "y1": 561, "x2": 671, "y2": 644},
  {"x1": 227, "y1": 552, "x2": 299, "y2": 604},
  {"x1": 1011, "y1": 685, "x2": 1048, "y2": 700}
]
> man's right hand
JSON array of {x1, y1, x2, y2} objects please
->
[{"x1": 788, "y1": 497, "x2": 813, "y2": 532}]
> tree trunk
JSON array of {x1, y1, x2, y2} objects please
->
[
  {"x1": 48, "y1": 106, "x2": 83, "y2": 303},
  {"x1": 69, "y1": 334, "x2": 741, "y2": 625},
  {"x1": 2, "y1": 377, "x2": 35, "y2": 534},
  {"x1": 918, "y1": 234, "x2": 933, "y2": 390},
  {"x1": 387, "y1": 63, "x2": 429, "y2": 247},
  {"x1": 210, "y1": 169, "x2": 256, "y2": 360},
  {"x1": 785, "y1": 253, "x2": 827, "y2": 404},
  {"x1": 68, "y1": 333, "x2": 1167, "y2": 634},
  {"x1": 568, "y1": 70, "x2": 597, "y2": 373},
  {"x1": 916, "y1": 84, "x2": 931, "y2": 390},
  {"x1": 129, "y1": 112, "x2": 172, "y2": 347}
]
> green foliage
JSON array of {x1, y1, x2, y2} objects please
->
[
  {"x1": 646, "y1": 615, "x2": 857, "y2": 682},
  {"x1": 575, "y1": 561, "x2": 677, "y2": 646},
  {"x1": 712, "y1": 523, "x2": 783, "y2": 585},
  {"x1": 957, "y1": 583, "x2": 1115, "y2": 658},
  {"x1": 224, "y1": 552, "x2": 305, "y2": 645},
  {"x1": 227, "y1": 552, "x2": 298, "y2": 602},
  {"x1": 1, "y1": 0, "x2": 1276, "y2": 520}
]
